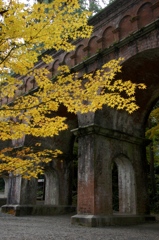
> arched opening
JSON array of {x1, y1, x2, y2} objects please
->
[
  {"x1": 113, "y1": 155, "x2": 136, "y2": 214},
  {"x1": 118, "y1": 48, "x2": 159, "y2": 215}
]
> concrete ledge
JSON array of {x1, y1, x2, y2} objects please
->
[
  {"x1": 71, "y1": 214, "x2": 156, "y2": 227},
  {"x1": 1, "y1": 205, "x2": 76, "y2": 216}
]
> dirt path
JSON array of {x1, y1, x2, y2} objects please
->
[{"x1": 0, "y1": 213, "x2": 159, "y2": 240}]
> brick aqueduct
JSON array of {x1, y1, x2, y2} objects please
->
[{"x1": 1, "y1": 0, "x2": 159, "y2": 226}]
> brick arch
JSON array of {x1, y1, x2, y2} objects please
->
[
  {"x1": 63, "y1": 52, "x2": 73, "y2": 68},
  {"x1": 25, "y1": 77, "x2": 35, "y2": 92},
  {"x1": 137, "y1": 2, "x2": 153, "y2": 29},
  {"x1": 152, "y1": 2, "x2": 159, "y2": 19},
  {"x1": 75, "y1": 45, "x2": 84, "y2": 64},
  {"x1": 88, "y1": 36, "x2": 98, "y2": 56},
  {"x1": 102, "y1": 26, "x2": 114, "y2": 48},
  {"x1": 119, "y1": 48, "x2": 159, "y2": 132},
  {"x1": 93, "y1": 48, "x2": 159, "y2": 135},
  {"x1": 119, "y1": 15, "x2": 132, "y2": 40},
  {"x1": 44, "y1": 63, "x2": 53, "y2": 79},
  {"x1": 52, "y1": 59, "x2": 60, "y2": 74}
]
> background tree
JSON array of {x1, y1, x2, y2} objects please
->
[
  {"x1": 108, "y1": 0, "x2": 116, "y2": 4},
  {"x1": 79, "y1": 0, "x2": 116, "y2": 14},
  {"x1": 79, "y1": 0, "x2": 102, "y2": 13},
  {"x1": 0, "y1": 0, "x2": 145, "y2": 178},
  {"x1": 146, "y1": 103, "x2": 159, "y2": 212}
]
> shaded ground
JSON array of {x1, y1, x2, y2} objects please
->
[{"x1": 0, "y1": 212, "x2": 159, "y2": 240}]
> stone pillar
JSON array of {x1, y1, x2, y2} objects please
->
[
  {"x1": 73, "y1": 125, "x2": 113, "y2": 217},
  {"x1": 58, "y1": 155, "x2": 74, "y2": 206},
  {"x1": 44, "y1": 169, "x2": 59, "y2": 205},
  {"x1": 7, "y1": 174, "x2": 37, "y2": 205}
]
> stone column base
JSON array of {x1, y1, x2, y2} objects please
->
[
  {"x1": 71, "y1": 214, "x2": 156, "y2": 227},
  {"x1": 1, "y1": 204, "x2": 76, "y2": 216}
]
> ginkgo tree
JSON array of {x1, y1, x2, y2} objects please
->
[{"x1": 0, "y1": 0, "x2": 146, "y2": 179}]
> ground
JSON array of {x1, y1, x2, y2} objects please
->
[{"x1": 0, "y1": 212, "x2": 159, "y2": 240}]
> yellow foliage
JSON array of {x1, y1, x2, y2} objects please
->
[
  {"x1": 0, "y1": 0, "x2": 146, "y2": 178},
  {"x1": 0, "y1": 146, "x2": 62, "y2": 179}
]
